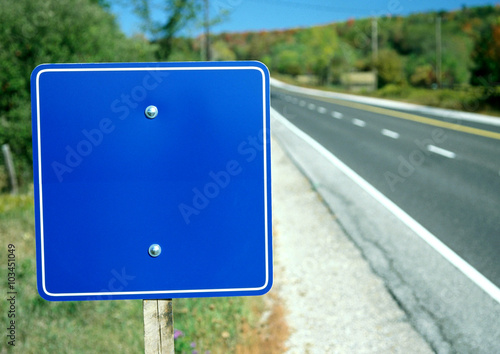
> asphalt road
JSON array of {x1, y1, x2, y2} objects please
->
[{"x1": 270, "y1": 87, "x2": 500, "y2": 289}]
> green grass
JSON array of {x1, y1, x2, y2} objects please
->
[
  {"x1": 0, "y1": 191, "x2": 263, "y2": 353},
  {"x1": 173, "y1": 296, "x2": 262, "y2": 353}
]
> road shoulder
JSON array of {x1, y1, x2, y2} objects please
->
[
  {"x1": 271, "y1": 136, "x2": 433, "y2": 353},
  {"x1": 270, "y1": 106, "x2": 500, "y2": 353}
]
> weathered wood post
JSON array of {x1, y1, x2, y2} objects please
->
[
  {"x1": 143, "y1": 299, "x2": 174, "y2": 354},
  {"x1": 1, "y1": 144, "x2": 18, "y2": 194}
]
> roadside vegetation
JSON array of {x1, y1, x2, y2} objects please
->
[
  {"x1": 273, "y1": 73, "x2": 500, "y2": 117},
  {"x1": 1, "y1": 1, "x2": 498, "y2": 351},
  {"x1": 0, "y1": 191, "x2": 276, "y2": 353},
  {"x1": 0, "y1": 1, "x2": 274, "y2": 352}
]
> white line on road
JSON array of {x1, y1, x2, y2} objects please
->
[
  {"x1": 352, "y1": 119, "x2": 366, "y2": 127},
  {"x1": 332, "y1": 111, "x2": 343, "y2": 119},
  {"x1": 317, "y1": 106, "x2": 327, "y2": 114},
  {"x1": 427, "y1": 145, "x2": 456, "y2": 159},
  {"x1": 270, "y1": 107, "x2": 500, "y2": 304},
  {"x1": 381, "y1": 129, "x2": 400, "y2": 139},
  {"x1": 308, "y1": 103, "x2": 316, "y2": 110},
  {"x1": 299, "y1": 100, "x2": 306, "y2": 107}
]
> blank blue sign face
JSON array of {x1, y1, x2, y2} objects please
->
[{"x1": 31, "y1": 61, "x2": 272, "y2": 301}]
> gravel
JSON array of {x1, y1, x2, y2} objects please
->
[{"x1": 271, "y1": 137, "x2": 433, "y2": 353}]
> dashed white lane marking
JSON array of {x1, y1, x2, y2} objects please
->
[
  {"x1": 381, "y1": 129, "x2": 400, "y2": 139},
  {"x1": 299, "y1": 100, "x2": 306, "y2": 107},
  {"x1": 308, "y1": 103, "x2": 316, "y2": 110},
  {"x1": 352, "y1": 118, "x2": 366, "y2": 127},
  {"x1": 332, "y1": 111, "x2": 343, "y2": 119},
  {"x1": 271, "y1": 106, "x2": 500, "y2": 305},
  {"x1": 427, "y1": 145, "x2": 457, "y2": 159},
  {"x1": 317, "y1": 106, "x2": 327, "y2": 114}
]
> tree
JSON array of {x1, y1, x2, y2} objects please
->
[
  {"x1": 330, "y1": 40, "x2": 358, "y2": 84},
  {"x1": 124, "y1": 0, "x2": 229, "y2": 59},
  {"x1": 0, "y1": 0, "x2": 155, "y2": 187},
  {"x1": 299, "y1": 26, "x2": 338, "y2": 85},
  {"x1": 273, "y1": 47, "x2": 303, "y2": 77},
  {"x1": 471, "y1": 22, "x2": 500, "y2": 86},
  {"x1": 441, "y1": 34, "x2": 473, "y2": 86},
  {"x1": 210, "y1": 40, "x2": 236, "y2": 61},
  {"x1": 375, "y1": 49, "x2": 404, "y2": 87},
  {"x1": 409, "y1": 64, "x2": 435, "y2": 87},
  {"x1": 125, "y1": 0, "x2": 200, "y2": 58},
  {"x1": 470, "y1": 20, "x2": 500, "y2": 109}
]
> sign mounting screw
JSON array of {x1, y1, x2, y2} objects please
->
[
  {"x1": 145, "y1": 105, "x2": 158, "y2": 119},
  {"x1": 148, "y1": 244, "x2": 161, "y2": 257}
]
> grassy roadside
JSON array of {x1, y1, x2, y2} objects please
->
[
  {"x1": 0, "y1": 191, "x2": 282, "y2": 353},
  {"x1": 273, "y1": 74, "x2": 500, "y2": 118}
]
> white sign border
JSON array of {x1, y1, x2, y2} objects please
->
[{"x1": 35, "y1": 65, "x2": 270, "y2": 298}]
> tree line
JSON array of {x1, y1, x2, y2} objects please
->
[{"x1": 197, "y1": 5, "x2": 499, "y2": 91}]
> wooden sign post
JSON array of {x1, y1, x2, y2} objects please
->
[
  {"x1": 143, "y1": 299, "x2": 174, "y2": 353},
  {"x1": 1, "y1": 144, "x2": 18, "y2": 194}
]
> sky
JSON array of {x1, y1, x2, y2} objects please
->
[{"x1": 110, "y1": 0, "x2": 499, "y2": 37}]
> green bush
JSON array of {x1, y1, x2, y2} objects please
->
[{"x1": 376, "y1": 84, "x2": 410, "y2": 98}]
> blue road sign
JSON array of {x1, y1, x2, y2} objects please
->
[{"x1": 31, "y1": 61, "x2": 272, "y2": 301}]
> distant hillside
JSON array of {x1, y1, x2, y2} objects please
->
[{"x1": 169, "y1": 5, "x2": 500, "y2": 93}]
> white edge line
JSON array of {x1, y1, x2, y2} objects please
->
[
  {"x1": 36, "y1": 65, "x2": 270, "y2": 297},
  {"x1": 270, "y1": 106, "x2": 500, "y2": 304}
]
